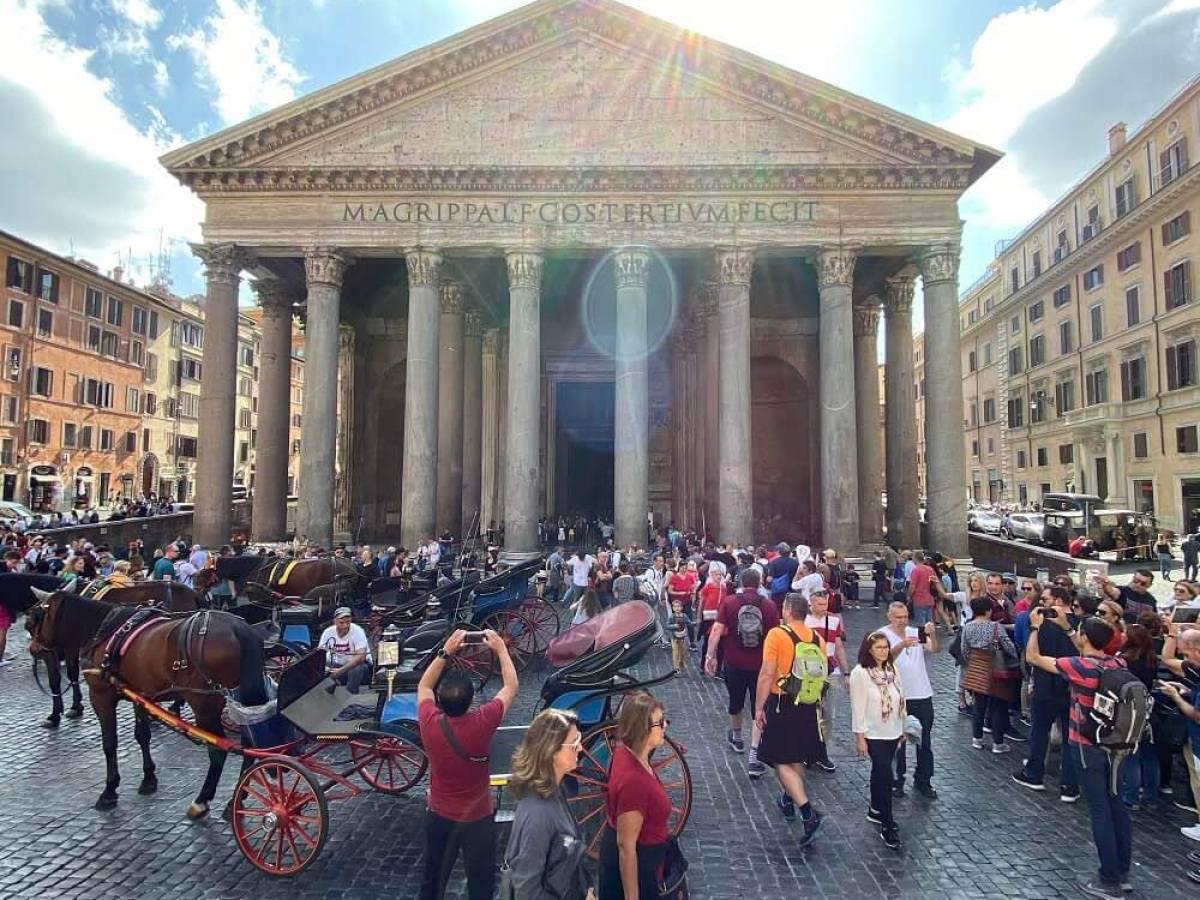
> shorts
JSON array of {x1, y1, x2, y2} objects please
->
[
  {"x1": 0, "y1": 603, "x2": 11, "y2": 630},
  {"x1": 724, "y1": 666, "x2": 758, "y2": 716}
]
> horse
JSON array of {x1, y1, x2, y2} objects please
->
[
  {"x1": 0, "y1": 572, "x2": 78, "y2": 724},
  {"x1": 28, "y1": 586, "x2": 269, "y2": 817},
  {"x1": 244, "y1": 554, "x2": 362, "y2": 600}
]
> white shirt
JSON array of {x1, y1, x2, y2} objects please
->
[
  {"x1": 792, "y1": 571, "x2": 825, "y2": 598},
  {"x1": 318, "y1": 623, "x2": 371, "y2": 667},
  {"x1": 903, "y1": 559, "x2": 916, "y2": 580},
  {"x1": 882, "y1": 626, "x2": 933, "y2": 700},
  {"x1": 568, "y1": 555, "x2": 595, "y2": 587},
  {"x1": 849, "y1": 665, "x2": 905, "y2": 739},
  {"x1": 174, "y1": 560, "x2": 197, "y2": 588}
]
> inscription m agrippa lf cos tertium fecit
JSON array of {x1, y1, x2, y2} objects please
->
[{"x1": 342, "y1": 199, "x2": 819, "y2": 226}]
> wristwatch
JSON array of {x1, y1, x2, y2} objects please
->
[{"x1": 436, "y1": 649, "x2": 448, "y2": 660}]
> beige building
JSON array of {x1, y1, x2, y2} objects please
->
[{"x1": 958, "y1": 74, "x2": 1200, "y2": 532}]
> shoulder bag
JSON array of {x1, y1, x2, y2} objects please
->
[{"x1": 656, "y1": 836, "x2": 689, "y2": 899}]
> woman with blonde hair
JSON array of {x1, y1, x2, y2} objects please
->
[{"x1": 503, "y1": 709, "x2": 590, "y2": 900}]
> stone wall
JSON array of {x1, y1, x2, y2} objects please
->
[
  {"x1": 31, "y1": 501, "x2": 255, "y2": 550},
  {"x1": 968, "y1": 532, "x2": 1108, "y2": 580}
]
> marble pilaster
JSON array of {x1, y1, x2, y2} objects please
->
[{"x1": 400, "y1": 248, "x2": 442, "y2": 548}]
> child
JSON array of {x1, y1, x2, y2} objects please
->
[
  {"x1": 667, "y1": 598, "x2": 691, "y2": 671},
  {"x1": 570, "y1": 588, "x2": 602, "y2": 627}
]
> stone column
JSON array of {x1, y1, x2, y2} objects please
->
[
  {"x1": 919, "y1": 244, "x2": 968, "y2": 557},
  {"x1": 461, "y1": 309, "x2": 483, "y2": 538},
  {"x1": 884, "y1": 275, "x2": 920, "y2": 549},
  {"x1": 435, "y1": 281, "x2": 465, "y2": 538},
  {"x1": 192, "y1": 243, "x2": 247, "y2": 547},
  {"x1": 400, "y1": 248, "x2": 442, "y2": 548},
  {"x1": 334, "y1": 323, "x2": 355, "y2": 538},
  {"x1": 480, "y1": 328, "x2": 500, "y2": 532},
  {"x1": 684, "y1": 312, "x2": 702, "y2": 531},
  {"x1": 296, "y1": 248, "x2": 347, "y2": 550},
  {"x1": 1106, "y1": 428, "x2": 1128, "y2": 506},
  {"x1": 670, "y1": 333, "x2": 690, "y2": 528},
  {"x1": 701, "y1": 283, "x2": 720, "y2": 539},
  {"x1": 251, "y1": 279, "x2": 292, "y2": 542},
  {"x1": 715, "y1": 248, "x2": 754, "y2": 545},
  {"x1": 503, "y1": 251, "x2": 543, "y2": 555},
  {"x1": 613, "y1": 248, "x2": 650, "y2": 549},
  {"x1": 816, "y1": 245, "x2": 862, "y2": 552},
  {"x1": 496, "y1": 332, "x2": 508, "y2": 526},
  {"x1": 853, "y1": 299, "x2": 884, "y2": 544}
]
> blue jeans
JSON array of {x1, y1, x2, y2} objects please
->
[
  {"x1": 1158, "y1": 553, "x2": 1173, "y2": 579},
  {"x1": 1119, "y1": 741, "x2": 1161, "y2": 805},
  {"x1": 561, "y1": 583, "x2": 586, "y2": 609},
  {"x1": 1023, "y1": 698, "x2": 1077, "y2": 788},
  {"x1": 1075, "y1": 742, "x2": 1132, "y2": 886},
  {"x1": 912, "y1": 605, "x2": 933, "y2": 626}
]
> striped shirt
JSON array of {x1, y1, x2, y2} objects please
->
[{"x1": 1054, "y1": 654, "x2": 1127, "y2": 747}]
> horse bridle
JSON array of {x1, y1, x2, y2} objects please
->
[{"x1": 30, "y1": 592, "x2": 61, "y2": 653}]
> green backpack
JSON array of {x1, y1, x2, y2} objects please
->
[{"x1": 777, "y1": 626, "x2": 828, "y2": 706}]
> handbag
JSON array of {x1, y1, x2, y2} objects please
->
[
  {"x1": 657, "y1": 837, "x2": 689, "y2": 900},
  {"x1": 990, "y1": 623, "x2": 1020, "y2": 682},
  {"x1": 962, "y1": 646, "x2": 993, "y2": 695}
]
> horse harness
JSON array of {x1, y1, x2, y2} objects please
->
[{"x1": 90, "y1": 606, "x2": 227, "y2": 696}]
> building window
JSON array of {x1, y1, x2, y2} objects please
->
[
  {"x1": 1089, "y1": 305, "x2": 1103, "y2": 343},
  {"x1": 1053, "y1": 284, "x2": 1071, "y2": 308},
  {"x1": 178, "y1": 358, "x2": 202, "y2": 382},
  {"x1": 1055, "y1": 380, "x2": 1075, "y2": 415},
  {"x1": 126, "y1": 386, "x2": 140, "y2": 412},
  {"x1": 7, "y1": 299, "x2": 23, "y2": 329},
  {"x1": 1036, "y1": 447, "x2": 1048, "y2": 467},
  {"x1": 1120, "y1": 357, "x2": 1147, "y2": 400},
  {"x1": 100, "y1": 331, "x2": 120, "y2": 358},
  {"x1": 1160, "y1": 139, "x2": 1189, "y2": 187},
  {"x1": 1085, "y1": 369, "x2": 1108, "y2": 405},
  {"x1": 1166, "y1": 339, "x2": 1197, "y2": 390},
  {"x1": 1059, "y1": 320, "x2": 1073, "y2": 354},
  {"x1": 1163, "y1": 210, "x2": 1192, "y2": 245},
  {"x1": 1029, "y1": 301, "x2": 1044, "y2": 322},
  {"x1": 145, "y1": 352, "x2": 158, "y2": 382},
  {"x1": 239, "y1": 441, "x2": 250, "y2": 463},
  {"x1": 987, "y1": 438, "x2": 994, "y2": 454},
  {"x1": 983, "y1": 398, "x2": 996, "y2": 423},
  {"x1": 129, "y1": 340, "x2": 144, "y2": 367},
  {"x1": 175, "y1": 321, "x2": 203, "y2": 348},
  {"x1": 1017, "y1": 449, "x2": 1027, "y2": 469},
  {"x1": 1132, "y1": 432, "x2": 1149, "y2": 459},
  {"x1": 4, "y1": 346, "x2": 20, "y2": 382},
  {"x1": 85, "y1": 324, "x2": 101, "y2": 352},
  {"x1": 5, "y1": 256, "x2": 33, "y2": 292},
  {"x1": 1, "y1": 396, "x2": 17, "y2": 424},
  {"x1": 124, "y1": 431, "x2": 137, "y2": 453},
  {"x1": 985, "y1": 296, "x2": 995, "y2": 313},
  {"x1": 984, "y1": 342, "x2": 993, "y2": 365},
  {"x1": 176, "y1": 436, "x2": 198, "y2": 458},
  {"x1": 62, "y1": 422, "x2": 77, "y2": 448},
  {"x1": 148, "y1": 310, "x2": 159, "y2": 340},
  {"x1": 1031, "y1": 389, "x2": 1048, "y2": 424},
  {"x1": 1117, "y1": 242, "x2": 1141, "y2": 272},
  {"x1": 79, "y1": 425, "x2": 92, "y2": 450},
  {"x1": 238, "y1": 376, "x2": 252, "y2": 397},
  {"x1": 179, "y1": 392, "x2": 200, "y2": 419},
  {"x1": 967, "y1": 350, "x2": 976, "y2": 372},
  {"x1": 1164, "y1": 260, "x2": 1192, "y2": 309},
  {"x1": 1008, "y1": 397, "x2": 1025, "y2": 427},
  {"x1": 1008, "y1": 346, "x2": 1023, "y2": 374},
  {"x1": 0, "y1": 439, "x2": 12, "y2": 466},
  {"x1": 968, "y1": 401, "x2": 977, "y2": 428},
  {"x1": 131, "y1": 306, "x2": 148, "y2": 336},
  {"x1": 1055, "y1": 230, "x2": 1069, "y2": 263},
  {"x1": 83, "y1": 378, "x2": 114, "y2": 408},
  {"x1": 1059, "y1": 443, "x2": 1075, "y2": 464},
  {"x1": 1031, "y1": 250, "x2": 1042, "y2": 278},
  {"x1": 239, "y1": 345, "x2": 254, "y2": 367},
  {"x1": 1083, "y1": 204, "x2": 1101, "y2": 241},
  {"x1": 36, "y1": 308, "x2": 52, "y2": 338},
  {"x1": 37, "y1": 270, "x2": 59, "y2": 303},
  {"x1": 85, "y1": 287, "x2": 102, "y2": 318},
  {"x1": 1010, "y1": 266, "x2": 1020, "y2": 293},
  {"x1": 1011, "y1": 315, "x2": 1021, "y2": 334},
  {"x1": 1083, "y1": 265, "x2": 1104, "y2": 291},
  {"x1": 143, "y1": 392, "x2": 157, "y2": 415},
  {"x1": 99, "y1": 429, "x2": 114, "y2": 452},
  {"x1": 1115, "y1": 178, "x2": 1137, "y2": 217},
  {"x1": 238, "y1": 407, "x2": 252, "y2": 429},
  {"x1": 1030, "y1": 335, "x2": 1045, "y2": 367},
  {"x1": 98, "y1": 472, "x2": 110, "y2": 502},
  {"x1": 27, "y1": 418, "x2": 49, "y2": 444},
  {"x1": 1126, "y1": 286, "x2": 1141, "y2": 326},
  {"x1": 30, "y1": 366, "x2": 53, "y2": 398},
  {"x1": 1178, "y1": 425, "x2": 1199, "y2": 454},
  {"x1": 106, "y1": 296, "x2": 123, "y2": 327}
]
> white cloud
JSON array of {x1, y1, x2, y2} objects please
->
[
  {"x1": 167, "y1": 0, "x2": 304, "y2": 126},
  {"x1": 111, "y1": 0, "x2": 162, "y2": 29},
  {"x1": 0, "y1": 0, "x2": 202, "y2": 286}
]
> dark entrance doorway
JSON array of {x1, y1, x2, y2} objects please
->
[
  {"x1": 1182, "y1": 479, "x2": 1200, "y2": 535},
  {"x1": 554, "y1": 381, "x2": 614, "y2": 519}
]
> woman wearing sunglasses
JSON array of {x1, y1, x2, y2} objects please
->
[
  {"x1": 598, "y1": 692, "x2": 672, "y2": 900},
  {"x1": 504, "y1": 709, "x2": 592, "y2": 900}
]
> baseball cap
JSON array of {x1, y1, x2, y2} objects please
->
[{"x1": 334, "y1": 607, "x2": 352, "y2": 620}]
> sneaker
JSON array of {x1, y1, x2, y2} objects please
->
[
  {"x1": 1175, "y1": 800, "x2": 1199, "y2": 814},
  {"x1": 982, "y1": 726, "x2": 992, "y2": 734},
  {"x1": 1060, "y1": 787, "x2": 1081, "y2": 803},
  {"x1": 866, "y1": 808, "x2": 883, "y2": 824},
  {"x1": 1079, "y1": 881, "x2": 1123, "y2": 900},
  {"x1": 971, "y1": 738, "x2": 985, "y2": 750},
  {"x1": 1187, "y1": 869, "x2": 1200, "y2": 885},
  {"x1": 727, "y1": 731, "x2": 744, "y2": 753},
  {"x1": 798, "y1": 810, "x2": 824, "y2": 848},
  {"x1": 747, "y1": 760, "x2": 767, "y2": 780},
  {"x1": 1182, "y1": 823, "x2": 1200, "y2": 842},
  {"x1": 1011, "y1": 772, "x2": 1045, "y2": 792},
  {"x1": 957, "y1": 705, "x2": 973, "y2": 718},
  {"x1": 1160, "y1": 786, "x2": 1176, "y2": 797},
  {"x1": 1188, "y1": 850, "x2": 1200, "y2": 865},
  {"x1": 775, "y1": 793, "x2": 795, "y2": 822},
  {"x1": 813, "y1": 759, "x2": 836, "y2": 773},
  {"x1": 992, "y1": 743, "x2": 1013, "y2": 755},
  {"x1": 1006, "y1": 728, "x2": 1028, "y2": 743},
  {"x1": 879, "y1": 826, "x2": 901, "y2": 849},
  {"x1": 915, "y1": 782, "x2": 938, "y2": 800},
  {"x1": 1118, "y1": 875, "x2": 1133, "y2": 892}
]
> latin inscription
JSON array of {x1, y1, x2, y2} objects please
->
[{"x1": 342, "y1": 199, "x2": 818, "y2": 226}]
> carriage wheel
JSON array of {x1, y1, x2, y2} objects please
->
[
  {"x1": 349, "y1": 732, "x2": 428, "y2": 795},
  {"x1": 567, "y1": 723, "x2": 692, "y2": 861},
  {"x1": 232, "y1": 756, "x2": 329, "y2": 876},
  {"x1": 480, "y1": 610, "x2": 537, "y2": 673},
  {"x1": 449, "y1": 645, "x2": 494, "y2": 692},
  {"x1": 517, "y1": 599, "x2": 561, "y2": 655}
]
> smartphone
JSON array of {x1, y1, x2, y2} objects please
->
[
  {"x1": 916, "y1": 627, "x2": 928, "y2": 643},
  {"x1": 1042, "y1": 608, "x2": 1059, "y2": 619},
  {"x1": 460, "y1": 631, "x2": 487, "y2": 644}
]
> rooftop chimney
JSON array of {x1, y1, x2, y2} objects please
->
[
  {"x1": 1108, "y1": 122, "x2": 1127, "y2": 156},
  {"x1": 111, "y1": 264, "x2": 124, "y2": 283}
]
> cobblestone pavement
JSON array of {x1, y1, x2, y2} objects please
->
[{"x1": 2, "y1": 592, "x2": 1198, "y2": 899}]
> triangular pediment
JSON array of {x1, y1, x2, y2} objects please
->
[{"x1": 162, "y1": 0, "x2": 1000, "y2": 188}]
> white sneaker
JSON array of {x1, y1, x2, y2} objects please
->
[
  {"x1": 992, "y1": 743, "x2": 1012, "y2": 754},
  {"x1": 971, "y1": 738, "x2": 984, "y2": 750},
  {"x1": 1182, "y1": 824, "x2": 1200, "y2": 843}
]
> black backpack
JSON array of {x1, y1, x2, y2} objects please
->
[{"x1": 1081, "y1": 661, "x2": 1150, "y2": 795}]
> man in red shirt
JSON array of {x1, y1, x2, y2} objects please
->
[
  {"x1": 416, "y1": 628, "x2": 518, "y2": 900},
  {"x1": 905, "y1": 551, "x2": 944, "y2": 628}
]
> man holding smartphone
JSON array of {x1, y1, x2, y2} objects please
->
[{"x1": 882, "y1": 601, "x2": 939, "y2": 798}]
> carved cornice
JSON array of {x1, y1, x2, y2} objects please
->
[
  {"x1": 815, "y1": 244, "x2": 860, "y2": 288},
  {"x1": 193, "y1": 243, "x2": 248, "y2": 287},
  {"x1": 506, "y1": 251, "x2": 543, "y2": 291},
  {"x1": 439, "y1": 281, "x2": 463, "y2": 315},
  {"x1": 304, "y1": 247, "x2": 349, "y2": 288},
  {"x1": 714, "y1": 247, "x2": 754, "y2": 286},
  {"x1": 404, "y1": 248, "x2": 442, "y2": 287},
  {"x1": 918, "y1": 244, "x2": 960, "y2": 285},
  {"x1": 614, "y1": 248, "x2": 650, "y2": 290},
  {"x1": 171, "y1": 164, "x2": 975, "y2": 194},
  {"x1": 464, "y1": 308, "x2": 482, "y2": 338},
  {"x1": 252, "y1": 278, "x2": 292, "y2": 313},
  {"x1": 853, "y1": 303, "x2": 881, "y2": 337},
  {"x1": 884, "y1": 274, "x2": 915, "y2": 315}
]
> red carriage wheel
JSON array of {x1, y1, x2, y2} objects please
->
[
  {"x1": 349, "y1": 733, "x2": 428, "y2": 795},
  {"x1": 232, "y1": 756, "x2": 329, "y2": 876},
  {"x1": 518, "y1": 599, "x2": 561, "y2": 655},
  {"x1": 480, "y1": 610, "x2": 538, "y2": 673},
  {"x1": 449, "y1": 644, "x2": 494, "y2": 690},
  {"x1": 566, "y1": 723, "x2": 693, "y2": 861}
]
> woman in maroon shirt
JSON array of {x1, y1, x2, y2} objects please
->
[{"x1": 598, "y1": 691, "x2": 672, "y2": 900}]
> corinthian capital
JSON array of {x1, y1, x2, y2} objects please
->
[
  {"x1": 482, "y1": 327, "x2": 501, "y2": 356},
  {"x1": 252, "y1": 278, "x2": 292, "y2": 315},
  {"x1": 506, "y1": 251, "x2": 543, "y2": 291},
  {"x1": 815, "y1": 244, "x2": 861, "y2": 288},
  {"x1": 440, "y1": 281, "x2": 463, "y2": 315},
  {"x1": 304, "y1": 247, "x2": 349, "y2": 288},
  {"x1": 614, "y1": 248, "x2": 650, "y2": 290},
  {"x1": 714, "y1": 247, "x2": 754, "y2": 286},
  {"x1": 193, "y1": 243, "x2": 248, "y2": 287},
  {"x1": 917, "y1": 244, "x2": 960, "y2": 285},
  {"x1": 853, "y1": 301, "x2": 881, "y2": 337},
  {"x1": 883, "y1": 274, "x2": 916, "y2": 314},
  {"x1": 405, "y1": 248, "x2": 443, "y2": 287},
  {"x1": 464, "y1": 308, "x2": 482, "y2": 338}
]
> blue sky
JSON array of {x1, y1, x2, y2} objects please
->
[{"x1": 2, "y1": 0, "x2": 1199, "y2": 320}]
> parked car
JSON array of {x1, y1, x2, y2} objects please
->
[
  {"x1": 1001, "y1": 512, "x2": 1045, "y2": 543},
  {"x1": 968, "y1": 508, "x2": 1002, "y2": 534}
]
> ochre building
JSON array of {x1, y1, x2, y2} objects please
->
[{"x1": 162, "y1": 0, "x2": 999, "y2": 555}]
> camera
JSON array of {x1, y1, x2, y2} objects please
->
[{"x1": 460, "y1": 631, "x2": 487, "y2": 644}]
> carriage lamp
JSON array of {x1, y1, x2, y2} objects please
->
[{"x1": 377, "y1": 624, "x2": 401, "y2": 669}]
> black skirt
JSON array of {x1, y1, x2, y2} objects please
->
[
  {"x1": 597, "y1": 826, "x2": 666, "y2": 900},
  {"x1": 756, "y1": 693, "x2": 827, "y2": 767}
]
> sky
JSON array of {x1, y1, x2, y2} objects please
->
[{"x1": 2, "y1": 0, "x2": 1200, "y2": 321}]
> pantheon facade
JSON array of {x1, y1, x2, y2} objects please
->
[{"x1": 162, "y1": 0, "x2": 998, "y2": 558}]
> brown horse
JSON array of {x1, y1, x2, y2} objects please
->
[
  {"x1": 29, "y1": 587, "x2": 267, "y2": 817},
  {"x1": 244, "y1": 555, "x2": 361, "y2": 600}
]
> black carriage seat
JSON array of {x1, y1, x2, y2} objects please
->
[
  {"x1": 277, "y1": 595, "x2": 333, "y2": 628},
  {"x1": 276, "y1": 648, "x2": 328, "y2": 711}
]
